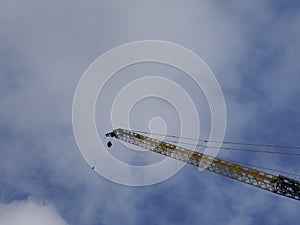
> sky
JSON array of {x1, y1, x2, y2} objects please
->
[{"x1": 1, "y1": 0, "x2": 300, "y2": 224}]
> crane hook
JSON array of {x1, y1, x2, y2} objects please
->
[{"x1": 107, "y1": 141, "x2": 112, "y2": 148}]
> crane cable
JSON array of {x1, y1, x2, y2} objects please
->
[
  {"x1": 228, "y1": 159, "x2": 300, "y2": 180},
  {"x1": 131, "y1": 130, "x2": 300, "y2": 156},
  {"x1": 164, "y1": 139, "x2": 300, "y2": 156},
  {"x1": 130, "y1": 129, "x2": 300, "y2": 179}
]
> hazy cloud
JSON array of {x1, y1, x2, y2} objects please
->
[
  {"x1": 0, "y1": 200, "x2": 68, "y2": 225},
  {"x1": 1, "y1": 1, "x2": 300, "y2": 225}
]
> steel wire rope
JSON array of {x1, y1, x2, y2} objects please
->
[
  {"x1": 129, "y1": 129, "x2": 300, "y2": 179},
  {"x1": 131, "y1": 130, "x2": 300, "y2": 150}
]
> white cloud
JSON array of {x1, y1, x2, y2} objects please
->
[{"x1": 0, "y1": 201, "x2": 68, "y2": 225}]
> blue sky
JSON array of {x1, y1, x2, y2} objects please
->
[{"x1": 1, "y1": 1, "x2": 300, "y2": 224}]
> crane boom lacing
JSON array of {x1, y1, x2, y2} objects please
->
[{"x1": 106, "y1": 128, "x2": 300, "y2": 201}]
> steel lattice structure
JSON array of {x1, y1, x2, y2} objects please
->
[{"x1": 106, "y1": 128, "x2": 300, "y2": 201}]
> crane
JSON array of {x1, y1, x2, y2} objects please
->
[{"x1": 106, "y1": 128, "x2": 300, "y2": 201}]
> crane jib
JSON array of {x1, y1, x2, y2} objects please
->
[{"x1": 105, "y1": 128, "x2": 300, "y2": 201}]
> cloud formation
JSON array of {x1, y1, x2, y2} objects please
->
[
  {"x1": 0, "y1": 201, "x2": 67, "y2": 225},
  {"x1": 1, "y1": 1, "x2": 300, "y2": 225}
]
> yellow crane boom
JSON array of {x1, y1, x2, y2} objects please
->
[{"x1": 106, "y1": 128, "x2": 300, "y2": 201}]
